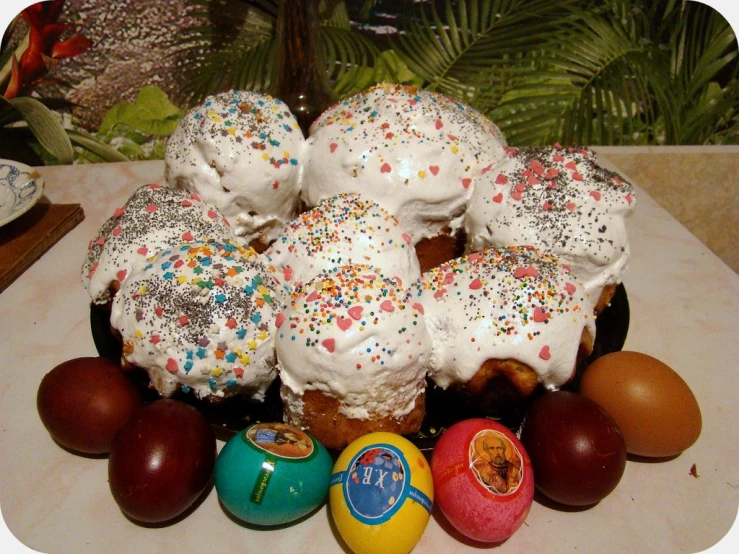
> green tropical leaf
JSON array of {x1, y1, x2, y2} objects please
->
[
  {"x1": 98, "y1": 85, "x2": 185, "y2": 137},
  {"x1": 6, "y1": 97, "x2": 74, "y2": 163},
  {"x1": 67, "y1": 129, "x2": 130, "y2": 162}
]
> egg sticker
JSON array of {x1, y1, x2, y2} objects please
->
[
  {"x1": 331, "y1": 444, "x2": 433, "y2": 525},
  {"x1": 469, "y1": 429, "x2": 524, "y2": 496},
  {"x1": 243, "y1": 423, "x2": 315, "y2": 504},
  {"x1": 246, "y1": 423, "x2": 314, "y2": 459}
]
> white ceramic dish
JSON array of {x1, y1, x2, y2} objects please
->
[{"x1": 0, "y1": 158, "x2": 45, "y2": 228}]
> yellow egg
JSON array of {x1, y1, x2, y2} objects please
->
[{"x1": 329, "y1": 432, "x2": 434, "y2": 554}]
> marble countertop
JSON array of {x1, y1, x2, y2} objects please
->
[{"x1": 0, "y1": 157, "x2": 737, "y2": 553}]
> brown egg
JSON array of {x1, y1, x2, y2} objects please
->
[
  {"x1": 108, "y1": 399, "x2": 216, "y2": 524},
  {"x1": 37, "y1": 357, "x2": 142, "y2": 454},
  {"x1": 579, "y1": 351, "x2": 702, "y2": 457}
]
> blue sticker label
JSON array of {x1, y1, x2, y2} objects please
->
[{"x1": 340, "y1": 443, "x2": 410, "y2": 525}]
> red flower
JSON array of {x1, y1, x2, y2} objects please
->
[{"x1": 4, "y1": 0, "x2": 92, "y2": 98}]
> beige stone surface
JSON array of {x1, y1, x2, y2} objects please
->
[{"x1": 596, "y1": 146, "x2": 739, "y2": 274}]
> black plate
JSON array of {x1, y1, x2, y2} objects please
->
[{"x1": 90, "y1": 284, "x2": 629, "y2": 448}]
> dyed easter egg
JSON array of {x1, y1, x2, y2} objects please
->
[
  {"x1": 330, "y1": 433, "x2": 434, "y2": 554},
  {"x1": 108, "y1": 399, "x2": 216, "y2": 523},
  {"x1": 520, "y1": 391, "x2": 626, "y2": 506},
  {"x1": 579, "y1": 351, "x2": 702, "y2": 457},
  {"x1": 37, "y1": 357, "x2": 141, "y2": 454},
  {"x1": 431, "y1": 419, "x2": 534, "y2": 543},
  {"x1": 215, "y1": 422, "x2": 332, "y2": 526}
]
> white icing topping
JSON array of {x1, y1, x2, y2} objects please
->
[
  {"x1": 264, "y1": 193, "x2": 421, "y2": 295},
  {"x1": 164, "y1": 90, "x2": 306, "y2": 244},
  {"x1": 81, "y1": 184, "x2": 236, "y2": 305},
  {"x1": 275, "y1": 264, "x2": 430, "y2": 420},
  {"x1": 413, "y1": 246, "x2": 596, "y2": 390},
  {"x1": 300, "y1": 83, "x2": 507, "y2": 243},
  {"x1": 464, "y1": 146, "x2": 636, "y2": 298},
  {"x1": 110, "y1": 240, "x2": 283, "y2": 401}
]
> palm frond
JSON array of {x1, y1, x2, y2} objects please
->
[
  {"x1": 393, "y1": 0, "x2": 579, "y2": 101},
  {"x1": 173, "y1": 0, "x2": 276, "y2": 105},
  {"x1": 489, "y1": 12, "x2": 674, "y2": 146}
]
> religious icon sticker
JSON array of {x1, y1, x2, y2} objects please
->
[
  {"x1": 468, "y1": 429, "x2": 524, "y2": 496},
  {"x1": 331, "y1": 443, "x2": 433, "y2": 525},
  {"x1": 244, "y1": 422, "x2": 314, "y2": 459}
]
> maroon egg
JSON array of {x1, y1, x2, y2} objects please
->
[
  {"x1": 108, "y1": 399, "x2": 216, "y2": 524},
  {"x1": 37, "y1": 357, "x2": 142, "y2": 454},
  {"x1": 519, "y1": 391, "x2": 627, "y2": 506}
]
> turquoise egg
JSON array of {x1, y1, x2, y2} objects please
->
[{"x1": 215, "y1": 422, "x2": 333, "y2": 526}]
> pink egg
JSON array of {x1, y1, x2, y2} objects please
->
[{"x1": 431, "y1": 419, "x2": 534, "y2": 543}]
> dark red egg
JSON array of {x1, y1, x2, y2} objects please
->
[
  {"x1": 519, "y1": 391, "x2": 627, "y2": 507},
  {"x1": 37, "y1": 357, "x2": 142, "y2": 454},
  {"x1": 108, "y1": 399, "x2": 216, "y2": 524}
]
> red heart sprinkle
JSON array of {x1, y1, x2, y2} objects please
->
[
  {"x1": 566, "y1": 202, "x2": 576, "y2": 211},
  {"x1": 462, "y1": 178, "x2": 472, "y2": 189},
  {"x1": 572, "y1": 171, "x2": 583, "y2": 181},
  {"x1": 329, "y1": 142, "x2": 338, "y2": 153},
  {"x1": 155, "y1": 305, "x2": 164, "y2": 317},
  {"x1": 565, "y1": 282, "x2": 576, "y2": 295},
  {"x1": 96, "y1": 236, "x2": 105, "y2": 246},
  {"x1": 182, "y1": 231, "x2": 194, "y2": 241},
  {"x1": 181, "y1": 200, "x2": 192, "y2": 207},
  {"x1": 284, "y1": 267, "x2": 293, "y2": 281},
  {"x1": 178, "y1": 315, "x2": 189, "y2": 326},
  {"x1": 381, "y1": 162, "x2": 392, "y2": 173},
  {"x1": 447, "y1": 134, "x2": 458, "y2": 141},
  {"x1": 539, "y1": 346, "x2": 551, "y2": 360},
  {"x1": 114, "y1": 207, "x2": 125, "y2": 218},
  {"x1": 306, "y1": 290, "x2": 320, "y2": 302},
  {"x1": 165, "y1": 358, "x2": 179, "y2": 373},
  {"x1": 495, "y1": 173, "x2": 507, "y2": 185},
  {"x1": 482, "y1": 163, "x2": 493, "y2": 174},
  {"x1": 545, "y1": 168, "x2": 559, "y2": 179},
  {"x1": 207, "y1": 210, "x2": 218, "y2": 219},
  {"x1": 565, "y1": 161, "x2": 577, "y2": 170},
  {"x1": 469, "y1": 278, "x2": 482, "y2": 290},
  {"x1": 590, "y1": 191, "x2": 601, "y2": 201},
  {"x1": 337, "y1": 318, "x2": 352, "y2": 331},
  {"x1": 145, "y1": 203, "x2": 157, "y2": 213},
  {"x1": 116, "y1": 269, "x2": 127, "y2": 282},
  {"x1": 511, "y1": 190, "x2": 523, "y2": 201},
  {"x1": 402, "y1": 233, "x2": 411, "y2": 244},
  {"x1": 429, "y1": 165, "x2": 440, "y2": 176},
  {"x1": 348, "y1": 306, "x2": 364, "y2": 320},
  {"x1": 322, "y1": 338, "x2": 335, "y2": 353},
  {"x1": 435, "y1": 119, "x2": 443, "y2": 130},
  {"x1": 150, "y1": 335, "x2": 160, "y2": 345},
  {"x1": 533, "y1": 307, "x2": 548, "y2": 322},
  {"x1": 191, "y1": 193, "x2": 201, "y2": 201},
  {"x1": 553, "y1": 154, "x2": 565, "y2": 162},
  {"x1": 137, "y1": 247, "x2": 149, "y2": 256},
  {"x1": 412, "y1": 303, "x2": 425, "y2": 314},
  {"x1": 380, "y1": 300, "x2": 395, "y2": 312},
  {"x1": 542, "y1": 201, "x2": 552, "y2": 211},
  {"x1": 625, "y1": 194, "x2": 633, "y2": 204},
  {"x1": 275, "y1": 313, "x2": 285, "y2": 328},
  {"x1": 493, "y1": 193, "x2": 503, "y2": 203}
]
